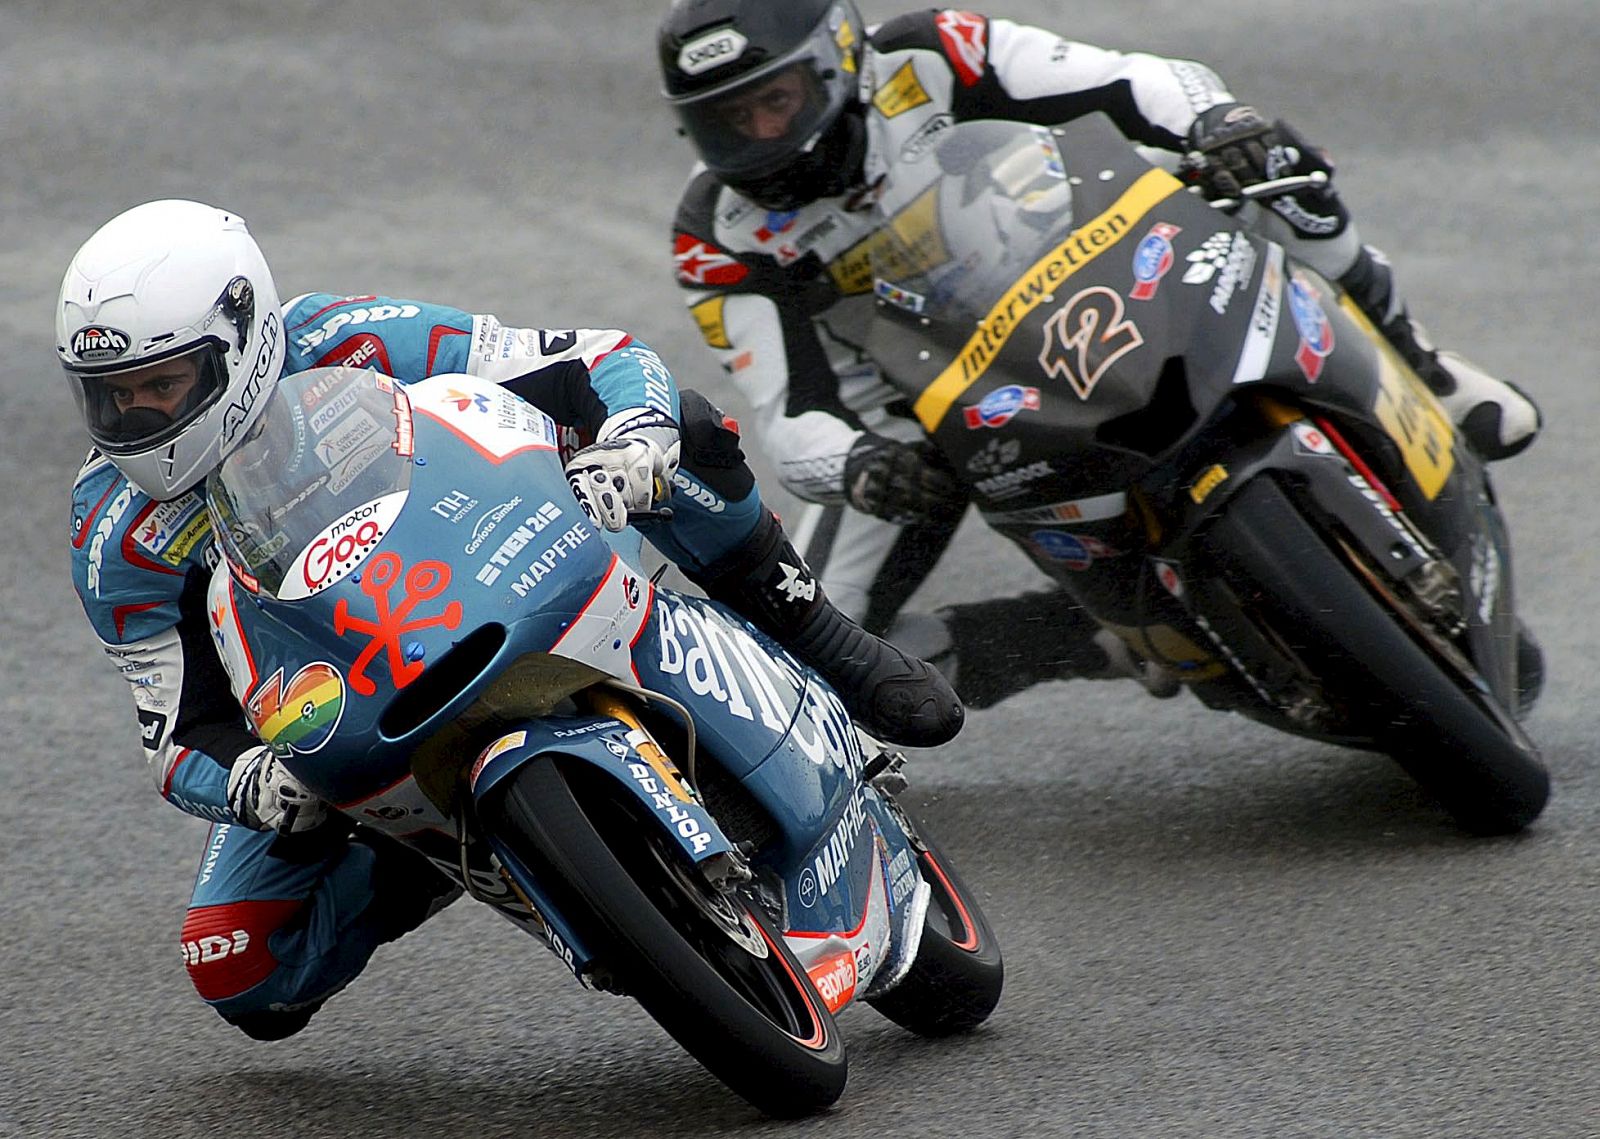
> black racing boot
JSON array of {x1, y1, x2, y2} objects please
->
[
  {"x1": 1339, "y1": 244, "x2": 1540, "y2": 460},
  {"x1": 937, "y1": 590, "x2": 1179, "y2": 709},
  {"x1": 689, "y1": 509, "x2": 964, "y2": 747}
]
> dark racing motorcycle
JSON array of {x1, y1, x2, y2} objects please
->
[
  {"x1": 862, "y1": 115, "x2": 1547, "y2": 835},
  {"x1": 201, "y1": 366, "x2": 1002, "y2": 1117}
]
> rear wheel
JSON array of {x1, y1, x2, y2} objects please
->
[
  {"x1": 491, "y1": 759, "x2": 846, "y2": 1117},
  {"x1": 1204, "y1": 477, "x2": 1548, "y2": 834},
  {"x1": 867, "y1": 807, "x2": 1004, "y2": 1035}
]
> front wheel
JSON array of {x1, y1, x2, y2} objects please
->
[
  {"x1": 490, "y1": 758, "x2": 847, "y2": 1117},
  {"x1": 867, "y1": 807, "x2": 1004, "y2": 1035},
  {"x1": 1203, "y1": 476, "x2": 1549, "y2": 835}
]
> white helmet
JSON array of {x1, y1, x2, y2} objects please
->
[{"x1": 57, "y1": 200, "x2": 285, "y2": 500}]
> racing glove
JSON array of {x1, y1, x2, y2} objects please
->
[
  {"x1": 843, "y1": 433, "x2": 967, "y2": 525},
  {"x1": 564, "y1": 408, "x2": 682, "y2": 531},
  {"x1": 1180, "y1": 103, "x2": 1349, "y2": 239},
  {"x1": 226, "y1": 746, "x2": 328, "y2": 834}
]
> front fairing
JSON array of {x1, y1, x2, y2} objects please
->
[
  {"x1": 205, "y1": 368, "x2": 645, "y2": 804},
  {"x1": 861, "y1": 115, "x2": 1464, "y2": 518}
]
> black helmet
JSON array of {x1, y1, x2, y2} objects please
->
[{"x1": 658, "y1": 0, "x2": 868, "y2": 210}]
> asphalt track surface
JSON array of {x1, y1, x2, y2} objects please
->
[{"x1": 3, "y1": 2, "x2": 1597, "y2": 1136}]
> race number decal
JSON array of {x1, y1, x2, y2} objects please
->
[
  {"x1": 1038, "y1": 286, "x2": 1144, "y2": 400},
  {"x1": 1340, "y1": 296, "x2": 1455, "y2": 499}
]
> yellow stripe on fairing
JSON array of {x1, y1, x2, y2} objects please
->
[{"x1": 913, "y1": 167, "x2": 1183, "y2": 431}]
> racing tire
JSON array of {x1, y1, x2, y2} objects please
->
[
  {"x1": 1204, "y1": 476, "x2": 1549, "y2": 835},
  {"x1": 866, "y1": 809, "x2": 1004, "y2": 1035},
  {"x1": 491, "y1": 758, "x2": 847, "y2": 1118}
]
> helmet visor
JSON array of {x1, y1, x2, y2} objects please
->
[
  {"x1": 670, "y1": 18, "x2": 857, "y2": 182},
  {"x1": 66, "y1": 340, "x2": 229, "y2": 456}
]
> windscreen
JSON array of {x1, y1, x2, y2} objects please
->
[
  {"x1": 867, "y1": 120, "x2": 1076, "y2": 323},
  {"x1": 207, "y1": 366, "x2": 414, "y2": 600}
]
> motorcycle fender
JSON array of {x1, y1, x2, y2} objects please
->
[
  {"x1": 1174, "y1": 421, "x2": 1437, "y2": 588},
  {"x1": 467, "y1": 717, "x2": 735, "y2": 863}
]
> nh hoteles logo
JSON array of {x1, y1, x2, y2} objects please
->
[{"x1": 70, "y1": 325, "x2": 131, "y2": 361}]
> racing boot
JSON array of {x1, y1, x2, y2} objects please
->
[
  {"x1": 1339, "y1": 244, "x2": 1540, "y2": 460},
  {"x1": 933, "y1": 590, "x2": 1179, "y2": 709},
  {"x1": 689, "y1": 508, "x2": 964, "y2": 748}
]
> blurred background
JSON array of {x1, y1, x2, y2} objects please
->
[{"x1": 2, "y1": 2, "x2": 1597, "y2": 1136}]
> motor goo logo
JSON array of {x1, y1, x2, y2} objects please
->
[
  {"x1": 677, "y1": 27, "x2": 748, "y2": 75},
  {"x1": 70, "y1": 325, "x2": 130, "y2": 361},
  {"x1": 279, "y1": 491, "x2": 408, "y2": 601}
]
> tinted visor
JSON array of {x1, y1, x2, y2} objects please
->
[
  {"x1": 670, "y1": 18, "x2": 856, "y2": 183},
  {"x1": 68, "y1": 340, "x2": 228, "y2": 456}
]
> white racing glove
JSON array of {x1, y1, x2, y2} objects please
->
[
  {"x1": 564, "y1": 408, "x2": 681, "y2": 531},
  {"x1": 225, "y1": 746, "x2": 328, "y2": 834}
]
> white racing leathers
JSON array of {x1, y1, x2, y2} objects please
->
[{"x1": 671, "y1": 10, "x2": 1274, "y2": 637}]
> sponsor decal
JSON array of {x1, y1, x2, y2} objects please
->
[
  {"x1": 964, "y1": 384, "x2": 1040, "y2": 429},
  {"x1": 85, "y1": 483, "x2": 136, "y2": 595},
  {"x1": 935, "y1": 10, "x2": 988, "y2": 86},
  {"x1": 278, "y1": 491, "x2": 408, "y2": 601},
  {"x1": 1469, "y1": 532, "x2": 1500, "y2": 624},
  {"x1": 799, "y1": 868, "x2": 820, "y2": 908},
  {"x1": 430, "y1": 490, "x2": 478, "y2": 524},
  {"x1": 463, "y1": 496, "x2": 524, "y2": 554},
  {"x1": 391, "y1": 387, "x2": 414, "y2": 458},
  {"x1": 132, "y1": 496, "x2": 209, "y2": 565},
  {"x1": 474, "y1": 500, "x2": 565, "y2": 586},
  {"x1": 1188, "y1": 464, "x2": 1229, "y2": 504},
  {"x1": 812, "y1": 788, "x2": 868, "y2": 899},
  {"x1": 887, "y1": 846, "x2": 918, "y2": 908},
  {"x1": 1287, "y1": 274, "x2": 1334, "y2": 381},
  {"x1": 1231, "y1": 244, "x2": 1286, "y2": 386},
  {"x1": 294, "y1": 303, "x2": 421, "y2": 351},
  {"x1": 624, "y1": 758, "x2": 715, "y2": 855},
  {"x1": 1183, "y1": 230, "x2": 1258, "y2": 315},
  {"x1": 1130, "y1": 223, "x2": 1181, "y2": 300},
  {"x1": 1039, "y1": 285, "x2": 1145, "y2": 400},
  {"x1": 754, "y1": 210, "x2": 799, "y2": 242},
  {"x1": 899, "y1": 112, "x2": 955, "y2": 162},
  {"x1": 468, "y1": 730, "x2": 528, "y2": 790},
  {"x1": 966, "y1": 436, "x2": 1023, "y2": 475},
  {"x1": 308, "y1": 386, "x2": 362, "y2": 434},
  {"x1": 874, "y1": 278, "x2": 926, "y2": 313},
  {"x1": 670, "y1": 469, "x2": 726, "y2": 513},
  {"x1": 137, "y1": 707, "x2": 168, "y2": 752},
  {"x1": 673, "y1": 233, "x2": 748, "y2": 286},
  {"x1": 914, "y1": 169, "x2": 1180, "y2": 428},
  {"x1": 1029, "y1": 529, "x2": 1093, "y2": 569},
  {"x1": 333, "y1": 552, "x2": 463, "y2": 697},
  {"x1": 974, "y1": 458, "x2": 1052, "y2": 500},
  {"x1": 1290, "y1": 420, "x2": 1337, "y2": 456},
  {"x1": 506, "y1": 523, "x2": 592, "y2": 599},
  {"x1": 983, "y1": 490, "x2": 1127, "y2": 526},
  {"x1": 808, "y1": 950, "x2": 858, "y2": 1013},
  {"x1": 656, "y1": 601, "x2": 797, "y2": 733},
  {"x1": 677, "y1": 26, "x2": 748, "y2": 75},
  {"x1": 247, "y1": 662, "x2": 346, "y2": 754},
  {"x1": 220, "y1": 311, "x2": 280, "y2": 445},
  {"x1": 70, "y1": 325, "x2": 131, "y2": 361},
  {"x1": 873, "y1": 60, "x2": 931, "y2": 118},
  {"x1": 313, "y1": 332, "x2": 389, "y2": 372}
]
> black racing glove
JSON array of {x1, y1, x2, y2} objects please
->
[
  {"x1": 1180, "y1": 103, "x2": 1349, "y2": 239},
  {"x1": 843, "y1": 433, "x2": 967, "y2": 525}
]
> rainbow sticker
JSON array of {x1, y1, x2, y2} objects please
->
[{"x1": 249, "y1": 662, "x2": 347, "y2": 754}]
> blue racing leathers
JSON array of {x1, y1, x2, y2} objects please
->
[{"x1": 69, "y1": 293, "x2": 762, "y2": 1028}]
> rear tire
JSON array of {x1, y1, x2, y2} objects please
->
[
  {"x1": 867, "y1": 809, "x2": 1004, "y2": 1035},
  {"x1": 491, "y1": 759, "x2": 847, "y2": 1117},
  {"x1": 1204, "y1": 477, "x2": 1548, "y2": 835}
]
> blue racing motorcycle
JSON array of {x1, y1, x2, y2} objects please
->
[{"x1": 201, "y1": 365, "x2": 1002, "y2": 1117}]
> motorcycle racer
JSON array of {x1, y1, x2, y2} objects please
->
[
  {"x1": 62, "y1": 199, "x2": 961, "y2": 1040},
  {"x1": 658, "y1": 0, "x2": 1542, "y2": 707}
]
